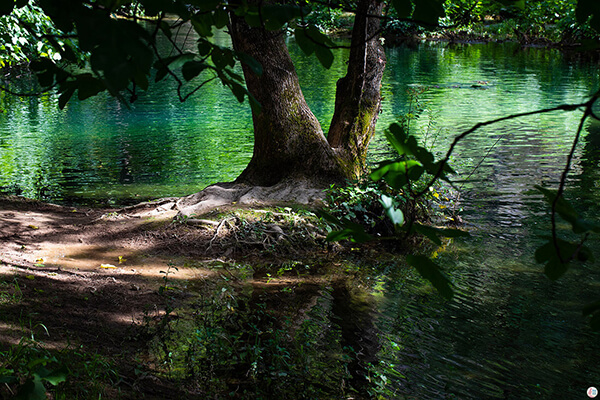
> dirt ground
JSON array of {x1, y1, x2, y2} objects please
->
[{"x1": 0, "y1": 195, "x2": 342, "y2": 398}]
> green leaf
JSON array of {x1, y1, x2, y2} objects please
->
[
  {"x1": 224, "y1": 68, "x2": 244, "y2": 83},
  {"x1": 76, "y1": 75, "x2": 105, "y2": 101},
  {"x1": 319, "y1": 211, "x2": 373, "y2": 243},
  {"x1": 412, "y1": 223, "x2": 441, "y2": 245},
  {"x1": 182, "y1": 61, "x2": 207, "y2": 81},
  {"x1": 236, "y1": 52, "x2": 263, "y2": 76},
  {"x1": 370, "y1": 160, "x2": 422, "y2": 181},
  {"x1": 230, "y1": 82, "x2": 247, "y2": 103},
  {"x1": 406, "y1": 255, "x2": 454, "y2": 299},
  {"x1": 243, "y1": 8, "x2": 262, "y2": 27},
  {"x1": 340, "y1": 221, "x2": 373, "y2": 243},
  {"x1": 139, "y1": 0, "x2": 161, "y2": 16},
  {"x1": 213, "y1": 8, "x2": 229, "y2": 29},
  {"x1": 154, "y1": 53, "x2": 196, "y2": 82},
  {"x1": 576, "y1": 0, "x2": 600, "y2": 32},
  {"x1": 411, "y1": 223, "x2": 469, "y2": 245},
  {"x1": 326, "y1": 228, "x2": 355, "y2": 242},
  {"x1": 197, "y1": 39, "x2": 213, "y2": 56},
  {"x1": 386, "y1": 207, "x2": 404, "y2": 228},
  {"x1": 380, "y1": 194, "x2": 404, "y2": 227},
  {"x1": 58, "y1": 85, "x2": 76, "y2": 110},
  {"x1": 385, "y1": 123, "x2": 411, "y2": 156},
  {"x1": 314, "y1": 45, "x2": 334, "y2": 69},
  {"x1": 535, "y1": 186, "x2": 577, "y2": 222},
  {"x1": 191, "y1": 13, "x2": 213, "y2": 37},
  {"x1": 536, "y1": 186, "x2": 600, "y2": 234},
  {"x1": 544, "y1": 257, "x2": 569, "y2": 281},
  {"x1": 15, "y1": 375, "x2": 46, "y2": 400},
  {"x1": 159, "y1": 20, "x2": 172, "y2": 39},
  {"x1": 134, "y1": 69, "x2": 149, "y2": 91},
  {"x1": 196, "y1": 0, "x2": 220, "y2": 12},
  {"x1": 248, "y1": 93, "x2": 262, "y2": 115},
  {"x1": 326, "y1": 225, "x2": 372, "y2": 243},
  {"x1": 294, "y1": 27, "x2": 315, "y2": 56},
  {"x1": 30, "y1": 58, "x2": 56, "y2": 73},
  {"x1": 211, "y1": 47, "x2": 235, "y2": 69},
  {"x1": 318, "y1": 210, "x2": 344, "y2": 226},
  {"x1": 535, "y1": 238, "x2": 581, "y2": 280},
  {"x1": 40, "y1": 366, "x2": 68, "y2": 386},
  {"x1": 261, "y1": 4, "x2": 303, "y2": 30}
]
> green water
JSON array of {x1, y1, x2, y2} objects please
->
[{"x1": 2, "y1": 40, "x2": 600, "y2": 398}]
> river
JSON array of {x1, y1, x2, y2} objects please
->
[{"x1": 1, "y1": 40, "x2": 599, "y2": 398}]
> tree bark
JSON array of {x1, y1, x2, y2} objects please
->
[
  {"x1": 229, "y1": 0, "x2": 385, "y2": 187},
  {"x1": 229, "y1": 13, "x2": 345, "y2": 187},
  {"x1": 328, "y1": 0, "x2": 386, "y2": 178}
]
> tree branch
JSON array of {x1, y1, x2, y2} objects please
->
[{"x1": 415, "y1": 101, "x2": 589, "y2": 198}]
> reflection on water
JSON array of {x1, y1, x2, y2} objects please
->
[
  {"x1": 2, "y1": 41, "x2": 600, "y2": 398},
  {"x1": 375, "y1": 241, "x2": 600, "y2": 399}
]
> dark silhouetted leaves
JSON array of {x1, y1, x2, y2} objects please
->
[
  {"x1": 58, "y1": 85, "x2": 76, "y2": 109},
  {"x1": 411, "y1": 223, "x2": 468, "y2": 245},
  {"x1": 319, "y1": 210, "x2": 373, "y2": 243},
  {"x1": 211, "y1": 47, "x2": 235, "y2": 69},
  {"x1": 154, "y1": 53, "x2": 195, "y2": 82},
  {"x1": 236, "y1": 52, "x2": 263, "y2": 76},
  {"x1": 576, "y1": 0, "x2": 600, "y2": 33},
  {"x1": 391, "y1": 0, "x2": 412, "y2": 18},
  {"x1": 0, "y1": 0, "x2": 15, "y2": 16},
  {"x1": 535, "y1": 185, "x2": 600, "y2": 234},
  {"x1": 76, "y1": 74, "x2": 105, "y2": 100},
  {"x1": 406, "y1": 255, "x2": 454, "y2": 299},
  {"x1": 182, "y1": 61, "x2": 207, "y2": 81},
  {"x1": 294, "y1": 25, "x2": 335, "y2": 69},
  {"x1": 413, "y1": 0, "x2": 445, "y2": 25},
  {"x1": 534, "y1": 237, "x2": 590, "y2": 280}
]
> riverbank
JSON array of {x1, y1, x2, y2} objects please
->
[{"x1": 0, "y1": 195, "x2": 404, "y2": 399}]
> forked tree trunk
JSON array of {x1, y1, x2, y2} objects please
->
[
  {"x1": 229, "y1": 0, "x2": 385, "y2": 187},
  {"x1": 328, "y1": 0, "x2": 386, "y2": 177},
  {"x1": 229, "y1": 14, "x2": 345, "y2": 187}
]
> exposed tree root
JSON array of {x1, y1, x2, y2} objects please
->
[{"x1": 176, "y1": 180, "x2": 328, "y2": 217}]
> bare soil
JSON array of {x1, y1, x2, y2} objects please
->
[{"x1": 0, "y1": 195, "x2": 342, "y2": 399}]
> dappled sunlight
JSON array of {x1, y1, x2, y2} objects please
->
[{"x1": 33, "y1": 243, "x2": 221, "y2": 279}]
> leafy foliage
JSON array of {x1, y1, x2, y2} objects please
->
[
  {"x1": 0, "y1": 4, "x2": 79, "y2": 69},
  {"x1": 143, "y1": 262, "x2": 358, "y2": 398},
  {"x1": 438, "y1": 0, "x2": 599, "y2": 44},
  {"x1": 0, "y1": 336, "x2": 118, "y2": 399},
  {"x1": 324, "y1": 116, "x2": 468, "y2": 299}
]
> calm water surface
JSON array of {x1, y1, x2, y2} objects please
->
[{"x1": 1, "y1": 41, "x2": 600, "y2": 398}]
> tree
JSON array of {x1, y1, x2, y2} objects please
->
[
  {"x1": 2, "y1": 0, "x2": 600, "y2": 321},
  {"x1": 0, "y1": 0, "x2": 449, "y2": 198},
  {"x1": 1, "y1": 0, "x2": 600, "y2": 193},
  {"x1": 0, "y1": 0, "x2": 381, "y2": 188},
  {"x1": 227, "y1": 0, "x2": 386, "y2": 186}
]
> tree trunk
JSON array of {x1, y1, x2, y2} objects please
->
[
  {"x1": 229, "y1": 0, "x2": 385, "y2": 187},
  {"x1": 229, "y1": 14, "x2": 345, "y2": 187},
  {"x1": 328, "y1": 0, "x2": 386, "y2": 178}
]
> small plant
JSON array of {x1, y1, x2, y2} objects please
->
[
  {"x1": 158, "y1": 262, "x2": 179, "y2": 295},
  {"x1": 0, "y1": 277, "x2": 23, "y2": 304},
  {"x1": 0, "y1": 336, "x2": 120, "y2": 399},
  {"x1": 0, "y1": 340, "x2": 68, "y2": 400},
  {"x1": 322, "y1": 119, "x2": 469, "y2": 300}
]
